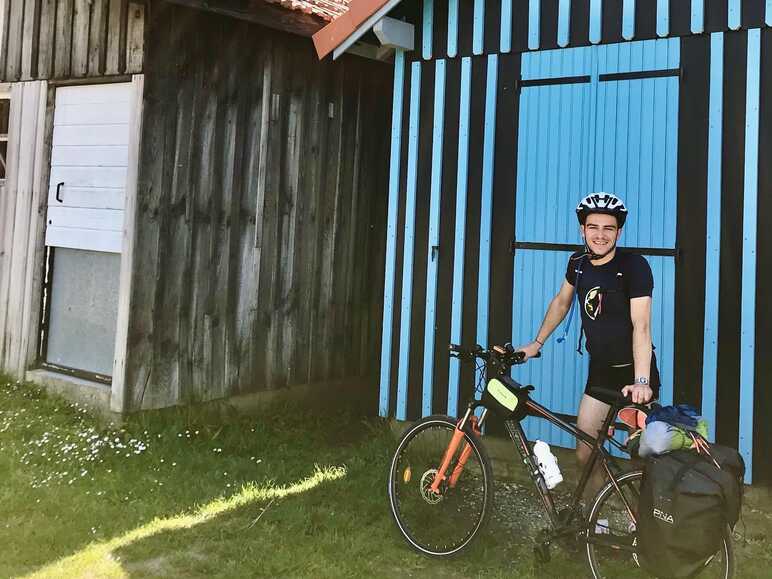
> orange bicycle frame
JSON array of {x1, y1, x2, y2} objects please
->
[{"x1": 429, "y1": 415, "x2": 482, "y2": 493}]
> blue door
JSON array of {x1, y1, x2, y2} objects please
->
[{"x1": 511, "y1": 39, "x2": 680, "y2": 449}]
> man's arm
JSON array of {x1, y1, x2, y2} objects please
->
[
  {"x1": 622, "y1": 296, "x2": 653, "y2": 403},
  {"x1": 518, "y1": 280, "x2": 576, "y2": 359}
]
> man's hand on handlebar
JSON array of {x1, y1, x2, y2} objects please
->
[
  {"x1": 621, "y1": 383, "x2": 653, "y2": 404},
  {"x1": 516, "y1": 341, "x2": 542, "y2": 361}
]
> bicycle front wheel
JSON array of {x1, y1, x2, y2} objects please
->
[
  {"x1": 585, "y1": 470, "x2": 734, "y2": 579},
  {"x1": 388, "y1": 414, "x2": 493, "y2": 557}
]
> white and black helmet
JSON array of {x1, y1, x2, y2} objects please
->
[{"x1": 576, "y1": 192, "x2": 628, "y2": 227}]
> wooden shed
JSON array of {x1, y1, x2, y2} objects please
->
[
  {"x1": 315, "y1": 0, "x2": 772, "y2": 483},
  {"x1": 0, "y1": 0, "x2": 393, "y2": 412}
]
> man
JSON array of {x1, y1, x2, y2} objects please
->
[{"x1": 518, "y1": 192, "x2": 659, "y2": 494}]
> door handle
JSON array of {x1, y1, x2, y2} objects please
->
[{"x1": 55, "y1": 182, "x2": 64, "y2": 202}]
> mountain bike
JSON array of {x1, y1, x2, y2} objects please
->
[{"x1": 387, "y1": 344, "x2": 733, "y2": 578}]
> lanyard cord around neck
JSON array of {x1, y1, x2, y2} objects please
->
[{"x1": 556, "y1": 254, "x2": 587, "y2": 352}]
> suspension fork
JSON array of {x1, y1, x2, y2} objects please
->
[{"x1": 429, "y1": 407, "x2": 488, "y2": 493}]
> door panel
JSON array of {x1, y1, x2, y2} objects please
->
[
  {"x1": 43, "y1": 81, "x2": 134, "y2": 377},
  {"x1": 512, "y1": 39, "x2": 679, "y2": 449}
]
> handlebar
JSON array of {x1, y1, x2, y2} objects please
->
[{"x1": 448, "y1": 343, "x2": 540, "y2": 367}]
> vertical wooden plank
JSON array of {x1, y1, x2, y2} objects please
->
[
  {"x1": 125, "y1": 1, "x2": 143, "y2": 74},
  {"x1": 54, "y1": 0, "x2": 74, "y2": 78},
  {"x1": 290, "y1": 50, "x2": 324, "y2": 386},
  {"x1": 207, "y1": 27, "x2": 242, "y2": 400},
  {"x1": 148, "y1": 17, "x2": 186, "y2": 405},
  {"x1": 105, "y1": 0, "x2": 127, "y2": 75},
  {"x1": 338, "y1": 66, "x2": 363, "y2": 380},
  {"x1": 178, "y1": 31, "x2": 209, "y2": 403},
  {"x1": 249, "y1": 34, "x2": 273, "y2": 389},
  {"x1": 37, "y1": 0, "x2": 56, "y2": 79},
  {"x1": 738, "y1": 28, "x2": 761, "y2": 482},
  {"x1": 276, "y1": 44, "x2": 304, "y2": 386},
  {"x1": 0, "y1": 83, "x2": 23, "y2": 366},
  {"x1": 21, "y1": 0, "x2": 41, "y2": 80},
  {"x1": 528, "y1": 0, "x2": 540, "y2": 50},
  {"x1": 88, "y1": 0, "x2": 109, "y2": 76},
  {"x1": 0, "y1": 0, "x2": 11, "y2": 77},
  {"x1": 6, "y1": 0, "x2": 25, "y2": 80},
  {"x1": 190, "y1": 56, "x2": 219, "y2": 399},
  {"x1": 234, "y1": 36, "x2": 265, "y2": 392},
  {"x1": 71, "y1": 0, "x2": 91, "y2": 77},
  {"x1": 5, "y1": 82, "x2": 42, "y2": 373},
  {"x1": 312, "y1": 58, "x2": 343, "y2": 382},
  {"x1": 701, "y1": 32, "x2": 723, "y2": 440},
  {"x1": 18, "y1": 81, "x2": 50, "y2": 372}
]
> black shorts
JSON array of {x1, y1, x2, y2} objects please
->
[{"x1": 585, "y1": 352, "x2": 661, "y2": 404}]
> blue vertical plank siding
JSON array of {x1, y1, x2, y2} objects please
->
[
  {"x1": 623, "y1": 0, "x2": 636, "y2": 40},
  {"x1": 501, "y1": 0, "x2": 513, "y2": 53},
  {"x1": 691, "y1": 0, "x2": 705, "y2": 33},
  {"x1": 396, "y1": 63, "x2": 422, "y2": 422},
  {"x1": 380, "y1": 50, "x2": 406, "y2": 418},
  {"x1": 422, "y1": 0, "x2": 433, "y2": 60},
  {"x1": 476, "y1": 55, "x2": 499, "y2": 355},
  {"x1": 728, "y1": 0, "x2": 741, "y2": 31},
  {"x1": 529, "y1": 0, "x2": 541, "y2": 50},
  {"x1": 447, "y1": 58, "x2": 472, "y2": 417},
  {"x1": 739, "y1": 29, "x2": 761, "y2": 483},
  {"x1": 447, "y1": 0, "x2": 458, "y2": 58},
  {"x1": 558, "y1": 0, "x2": 571, "y2": 47},
  {"x1": 590, "y1": 0, "x2": 602, "y2": 44},
  {"x1": 422, "y1": 61, "x2": 446, "y2": 417},
  {"x1": 701, "y1": 32, "x2": 723, "y2": 442},
  {"x1": 657, "y1": 0, "x2": 669, "y2": 37},
  {"x1": 473, "y1": 0, "x2": 485, "y2": 55}
]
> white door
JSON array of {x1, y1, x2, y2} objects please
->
[{"x1": 44, "y1": 82, "x2": 133, "y2": 378}]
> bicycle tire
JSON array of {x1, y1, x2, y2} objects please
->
[
  {"x1": 585, "y1": 470, "x2": 734, "y2": 579},
  {"x1": 388, "y1": 414, "x2": 494, "y2": 558}
]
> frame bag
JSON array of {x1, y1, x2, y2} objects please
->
[{"x1": 637, "y1": 445, "x2": 744, "y2": 578}]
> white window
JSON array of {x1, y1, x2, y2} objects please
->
[{"x1": 0, "y1": 85, "x2": 9, "y2": 181}]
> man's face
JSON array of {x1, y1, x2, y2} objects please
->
[{"x1": 581, "y1": 213, "x2": 622, "y2": 256}]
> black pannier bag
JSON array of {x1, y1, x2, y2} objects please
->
[{"x1": 637, "y1": 445, "x2": 745, "y2": 578}]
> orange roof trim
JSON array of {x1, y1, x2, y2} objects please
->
[
  {"x1": 265, "y1": 0, "x2": 351, "y2": 22},
  {"x1": 312, "y1": 0, "x2": 392, "y2": 59}
]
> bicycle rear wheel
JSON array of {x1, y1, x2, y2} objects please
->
[
  {"x1": 585, "y1": 470, "x2": 734, "y2": 579},
  {"x1": 388, "y1": 414, "x2": 493, "y2": 557}
]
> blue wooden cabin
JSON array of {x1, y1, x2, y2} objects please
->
[{"x1": 317, "y1": 1, "x2": 772, "y2": 483}]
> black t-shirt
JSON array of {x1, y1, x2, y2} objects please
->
[{"x1": 565, "y1": 250, "x2": 654, "y2": 363}]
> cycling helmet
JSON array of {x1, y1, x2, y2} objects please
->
[{"x1": 576, "y1": 192, "x2": 628, "y2": 227}]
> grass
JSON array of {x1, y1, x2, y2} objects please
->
[{"x1": 1, "y1": 376, "x2": 771, "y2": 578}]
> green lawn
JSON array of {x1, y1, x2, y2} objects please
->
[{"x1": 1, "y1": 377, "x2": 770, "y2": 578}]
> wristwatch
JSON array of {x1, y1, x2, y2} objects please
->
[{"x1": 634, "y1": 377, "x2": 650, "y2": 385}]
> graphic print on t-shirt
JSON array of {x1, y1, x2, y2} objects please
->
[{"x1": 584, "y1": 286, "x2": 602, "y2": 320}]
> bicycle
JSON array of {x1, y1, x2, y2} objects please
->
[{"x1": 387, "y1": 343, "x2": 734, "y2": 578}]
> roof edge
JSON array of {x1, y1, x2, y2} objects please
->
[{"x1": 312, "y1": 0, "x2": 395, "y2": 59}]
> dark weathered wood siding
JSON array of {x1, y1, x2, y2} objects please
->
[
  {"x1": 0, "y1": 0, "x2": 144, "y2": 82},
  {"x1": 123, "y1": 2, "x2": 391, "y2": 410}
]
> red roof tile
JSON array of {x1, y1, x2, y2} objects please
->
[{"x1": 264, "y1": 0, "x2": 351, "y2": 22}]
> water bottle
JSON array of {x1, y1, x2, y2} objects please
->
[{"x1": 533, "y1": 440, "x2": 563, "y2": 489}]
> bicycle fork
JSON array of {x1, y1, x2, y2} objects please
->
[{"x1": 428, "y1": 407, "x2": 487, "y2": 494}]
